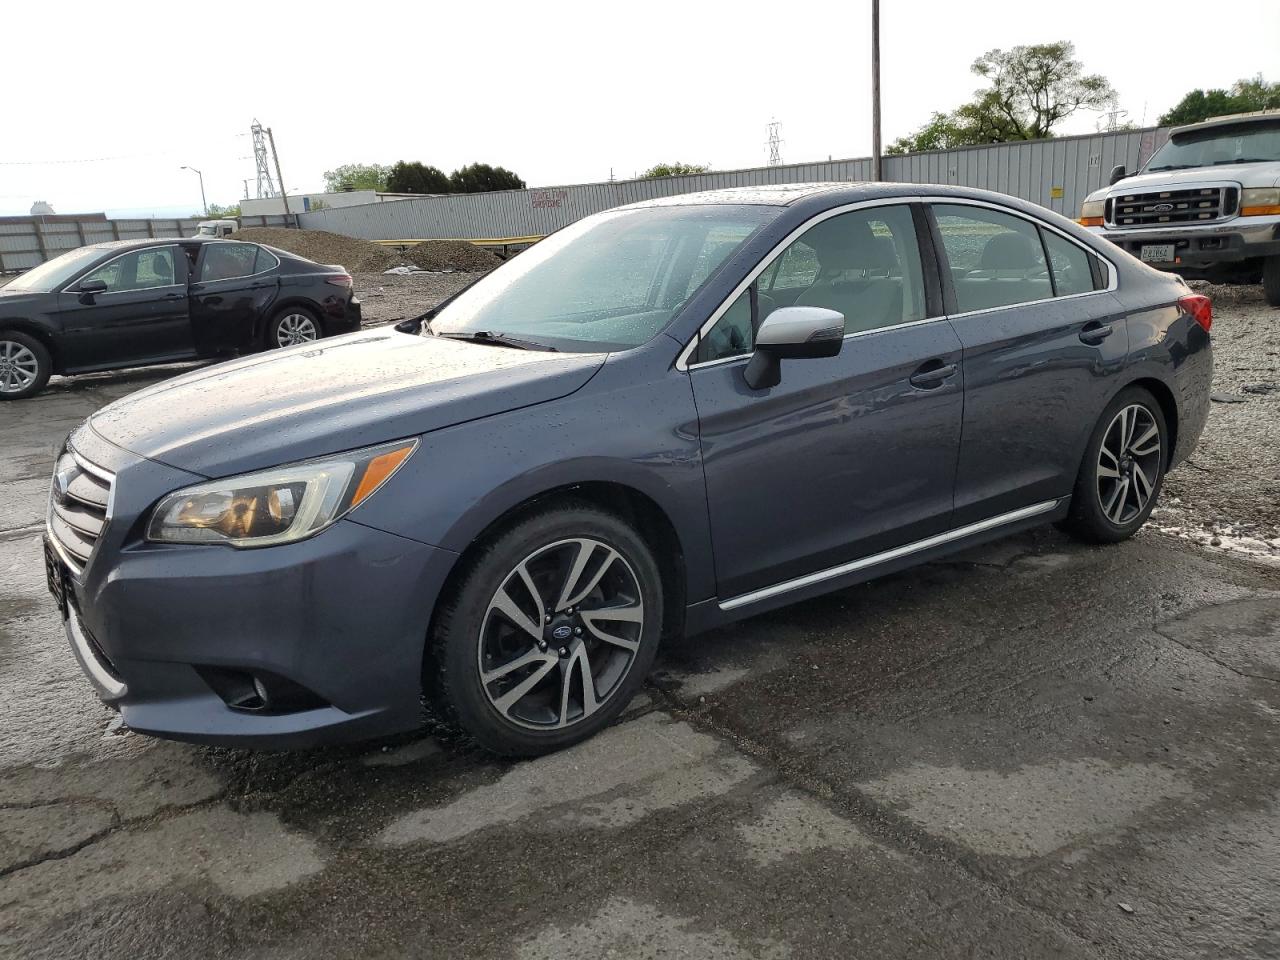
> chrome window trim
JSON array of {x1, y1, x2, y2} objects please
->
[
  {"x1": 677, "y1": 197, "x2": 923, "y2": 371},
  {"x1": 719, "y1": 498, "x2": 1062, "y2": 612},
  {"x1": 60, "y1": 243, "x2": 184, "y2": 296}
]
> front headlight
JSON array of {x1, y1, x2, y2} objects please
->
[
  {"x1": 1241, "y1": 187, "x2": 1280, "y2": 217},
  {"x1": 147, "y1": 440, "x2": 417, "y2": 547},
  {"x1": 1078, "y1": 198, "x2": 1105, "y2": 227}
]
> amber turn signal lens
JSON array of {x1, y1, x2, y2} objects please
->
[
  {"x1": 1077, "y1": 216, "x2": 1104, "y2": 227},
  {"x1": 350, "y1": 444, "x2": 415, "y2": 508}
]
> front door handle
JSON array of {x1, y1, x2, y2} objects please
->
[
  {"x1": 909, "y1": 360, "x2": 958, "y2": 389},
  {"x1": 161, "y1": 292, "x2": 185, "y2": 301},
  {"x1": 1079, "y1": 321, "x2": 1114, "y2": 345}
]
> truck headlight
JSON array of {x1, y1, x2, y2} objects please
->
[
  {"x1": 1241, "y1": 188, "x2": 1280, "y2": 217},
  {"x1": 1078, "y1": 199, "x2": 1105, "y2": 227},
  {"x1": 147, "y1": 440, "x2": 417, "y2": 547}
]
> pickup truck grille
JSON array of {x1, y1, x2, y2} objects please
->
[
  {"x1": 47, "y1": 448, "x2": 112, "y2": 575},
  {"x1": 1107, "y1": 186, "x2": 1239, "y2": 228}
]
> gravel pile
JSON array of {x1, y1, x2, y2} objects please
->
[
  {"x1": 352, "y1": 272, "x2": 474, "y2": 326},
  {"x1": 231, "y1": 228, "x2": 406, "y2": 273},
  {"x1": 401, "y1": 240, "x2": 502, "y2": 273}
]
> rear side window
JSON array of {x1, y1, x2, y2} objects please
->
[
  {"x1": 933, "y1": 205, "x2": 1051, "y2": 313},
  {"x1": 255, "y1": 245, "x2": 280, "y2": 273},
  {"x1": 1041, "y1": 230, "x2": 1101, "y2": 296},
  {"x1": 199, "y1": 243, "x2": 259, "y2": 282}
]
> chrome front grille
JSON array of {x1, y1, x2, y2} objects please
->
[
  {"x1": 1107, "y1": 186, "x2": 1239, "y2": 228},
  {"x1": 48, "y1": 448, "x2": 113, "y2": 574}
]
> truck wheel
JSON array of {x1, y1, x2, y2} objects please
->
[
  {"x1": 0, "y1": 331, "x2": 52, "y2": 401},
  {"x1": 1263, "y1": 256, "x2": 1280, "y2": 308}
]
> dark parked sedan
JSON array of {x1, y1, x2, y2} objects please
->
[
  {"x1": 0, "y1": 237, "x2": 361, "y2": 398},
  {"x1": 45, "y1": 183, "x2": 1212, "y2": 756}
]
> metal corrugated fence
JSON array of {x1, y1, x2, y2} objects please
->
[
  {"x1": 297, "y1": 128, "x2": 1169, "y2": 242},
  {"x1": 0, "y1": 214, "x2": 293, "y2": 272}
]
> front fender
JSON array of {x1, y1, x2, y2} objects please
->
[{"x1": 349, "y1": 355, "x2": 717, "y2": 605}]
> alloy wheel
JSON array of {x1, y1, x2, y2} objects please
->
[
  {"x1": 275, "y1": 314, "x2": 318, "y2": 347},
  {"x1": 0, "y1": 340, "x2": 39, "y2": 395},
  {"x1": 477, "y1": 537, "x2": 645, "y2": 731},
  {"x1": 1096, "y1": 403, "x2": 1161, "y2": 525}
]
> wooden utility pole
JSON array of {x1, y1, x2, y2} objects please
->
[
  {"x1": 266, "y1": 127, "x2": 296, "y2": 227},
  {"x1": 871, "y1": 0, "x2": 882, "y2": 181}
]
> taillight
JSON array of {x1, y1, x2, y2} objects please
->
[
  {"x1": 1178, "y1": 294, "x2": 1212, "y2": 334},
  {"x1": 325, "y1": 274, "x2": 353, "y2": 288}
]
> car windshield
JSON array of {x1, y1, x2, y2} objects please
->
[
  {"x1": 3, "y1": 246, "x2": 105, "y2": 293},
  {"x1": 1145, "y1": 120, "x2": 1280, "y2": 171},
  {"x1": 428, "y1": 204, "x2": 776, "y2": 351}
]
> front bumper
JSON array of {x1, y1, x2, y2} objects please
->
[
  {"x1": 1088, "y1": 215, "x2": 1280, "y2": 273},
  {"x1": 47, "y1": 430, "x2": 457, "y2": 747}
]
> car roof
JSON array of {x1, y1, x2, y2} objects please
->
[
  {"x1": 618, "y1": 181, "x2": 1051, "y2": 214},
  {"x1": 84, "y1": 236, "x2": 252, "y2": 253}
]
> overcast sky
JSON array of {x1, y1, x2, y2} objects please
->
[{"x1": 3, "y1": 0, "x2": 1277, "y2": 217}]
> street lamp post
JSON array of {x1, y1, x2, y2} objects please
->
[{"x1": 181, "y1": 166, "x2": 208, "y2": 216}]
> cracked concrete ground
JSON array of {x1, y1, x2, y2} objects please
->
[{"x1": 4, "y1": 338, "x2": 1280, "y2": 958}]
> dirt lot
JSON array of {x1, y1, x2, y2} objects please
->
[{"x1": 1, "y1": 280, "x2": 1279, "y2": 960}]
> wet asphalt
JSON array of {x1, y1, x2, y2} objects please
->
[{"x1": 3, "y1": 366, "x2": 1279, "y2": 960}]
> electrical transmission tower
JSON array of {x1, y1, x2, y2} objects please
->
[
  {"x1": 766, "y1": 121, "x2": 783, "y2": 166},
  {"x1": 251, "y1": 119, "x2": 278, "y2": 198}
]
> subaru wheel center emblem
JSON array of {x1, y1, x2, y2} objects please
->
[{"x1": 552, "y1": 624, "x2": 573, "y2": 640}]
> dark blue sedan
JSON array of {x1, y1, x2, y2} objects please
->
[{"x1": 45, "y1": 183, "x2": 1212, "y2": 755}]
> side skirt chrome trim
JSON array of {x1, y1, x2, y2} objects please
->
[{"x1": 719, "y1": 499, "x2": 1063, "y2": 612}]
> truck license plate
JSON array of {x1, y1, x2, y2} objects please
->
[{"x1": 1139, "y1": 244, "x2": 1176, "y2": 264}]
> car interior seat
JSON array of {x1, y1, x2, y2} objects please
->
[{"x1": 793, "y1": 218, "x2": 902, "y2": 333}]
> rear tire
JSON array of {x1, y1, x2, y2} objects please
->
[
  {"x1": 264, "y1": 307, "x2": 321, "y2": 349},
  {"x1": 0, "y1": 331, "x2": 52, "y2": 400},
  {"x1": 1060, "y1": 386, "x2": 1168, "y2": 544},
  {"x1": 1263, "y1": 256, "x2": 1280, "y2": 308},
  {"x1": 428, "y1": 502, "x2": 662, "y2": 757}
]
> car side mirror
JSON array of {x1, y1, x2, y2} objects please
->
[
  {"x1": 1108, "y1": 164, "x2": 1127, "y2": 186},
  {"x1": 77, "y1": 278, "x2": 108, "y2": 303},
  {"x1": 394, "y1": 317, "x2": 423, "y2": 335},
  {"x1": 743, "y1": 306, "x2": 844, "y2": 390}
]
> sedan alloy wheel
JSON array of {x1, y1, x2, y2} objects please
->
[
  {"x1": 275, "y1": 313, "x2": 319, "y2": 347},
  {"x1": 477, "y1": 537, "x2": 644, "y2": 731},
  {"x1": 1096, "y1": 403, "x2": 1162, "y2": 525},
  {"x1": 0, "y1": 340, "x2": 40, "y2": 395}
]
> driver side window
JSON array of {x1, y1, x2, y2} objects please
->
[{"x1": 81, "y1": 246, "x2": 179, "y2": 293}]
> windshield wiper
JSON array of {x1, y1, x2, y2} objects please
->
[
  {"x1": 433, "y1": 330, "x2": 558, "y2": 352},
  {"x1": 1144, "y1": 164, "x2": 1196, "y2": 172},
  {"x1": 1212, "y1": 157, "x2": 1272, "y2": 165}
]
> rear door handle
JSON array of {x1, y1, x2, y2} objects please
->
[
  {"x1": 909, "y1": 360, "x2": 958, "y2": 389},
  {"x1": 162, "y1": 292, "x2": 185, "y2": 301},
  {"x1": 1079, "y1": 321, "x2": 1114, "y2": 345}
]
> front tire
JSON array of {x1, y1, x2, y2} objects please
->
[
  {"x1": 1061, "y1": 386, "x2": 1168, "y2": 544},
  {"x1": 428, "y1": 503, "x2": 663, "y2": 757},
  {"x1": 0, "y1": 332, "x2": 52, "y2": 400},
  {"x1": 265, "y1": 307, "x2": 321, "y2": 349},
  {"x1": 1263, "y1": 256, "x2": 1280, "y2": 308}
]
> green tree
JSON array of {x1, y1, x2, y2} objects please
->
[
  {"x1": 889, "y1": 41, "x2": 1116, "y2": 153},
  {"x1": 204, "y1": 202, "x2": 241, "y2": 218},
  {"x1": 640, "y1": 162, "x2": 711, "y2": 178},
  {"x1": 386, "y1": 161, "x2": 451, "y2": 194},
  {"x1": 322, "y1": 163, "x2": 391, "y2": 193},
  {"x1": 448, "y1": 163, "x2": 526, "y2": 193},
  {"x1": 1158, "y1": 75, "x2": 1280, "y2": 126}
]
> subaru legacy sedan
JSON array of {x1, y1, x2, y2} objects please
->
[
  {"x1": 45, "y1": 183, "x2": 1212, "y2": 756},
  {"x1": 0, "y1": 237, "x2": 360, "y2": 399}
]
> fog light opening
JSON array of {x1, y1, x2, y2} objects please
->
[{"x1": 196, "y1": 666, "x2": 329, "y2": 715}]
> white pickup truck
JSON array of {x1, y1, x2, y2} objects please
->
[{"x1": 1079, "y1": 111, "x2": 1280, "y2": 305}]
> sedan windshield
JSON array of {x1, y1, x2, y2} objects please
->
[
  {"x1": 429, "y1": 204, "x2": 776, "y2": 351},
  {"x1": 4, "y1": 246, "x2": 104, "y2": 293},
  {"x1": 1145, "y1": 120, "x2": 1280, "y2": 171}
]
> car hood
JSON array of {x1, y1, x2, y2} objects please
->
[
  {"x1": 0, "y1": 288, "x2": 47, "y2": 309},
  {"x1": 1111, "y1": 163, "x2": 1280, "y2": 193},
  {"x1": 88, "y1": 330, "x2": 606, "y2": 477}
]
